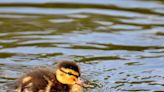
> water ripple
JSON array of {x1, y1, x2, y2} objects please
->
[{"x1": 0, "y1": 1, "x2": 164, "y2": 92}]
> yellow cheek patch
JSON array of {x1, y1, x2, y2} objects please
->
[
  {"x1": 22, "y1": 76, "x2": 32, "y2": 84},
  {"x1": 56, "y1": 69, "x2": 80, "y2": 85},
  {"x1": 61, "y1": 68, "x2": 79, "y2": 77}
]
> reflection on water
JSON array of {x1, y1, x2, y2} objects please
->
[{"x1": 0, "y1": 0, "x2": 164, "y2": 92}]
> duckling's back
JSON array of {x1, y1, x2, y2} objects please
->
[{"x1": 15, "y1": 68, "x2": 69, "y2": 92}]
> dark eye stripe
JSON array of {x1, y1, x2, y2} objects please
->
[
  {"x1": 67, "y1": 72, "x2": 78, "y2": 78},
  {"x1": 60, "y1": 69, "x2": 79, "y2": 78},
  {"x1": 67, "y1": 72, "x2": 73, "y2": 75}
]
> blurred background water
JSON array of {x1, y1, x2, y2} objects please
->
[{"x1": 0, "y1": 0, "x2": 164, "y2": 92}]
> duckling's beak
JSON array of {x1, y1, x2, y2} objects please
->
[
  {"x1": 75, "y1": 77, "x2": 83, "y2": 86},
  {"x1": 77, "y1": 77, "x2": 93, "y2": 88}
]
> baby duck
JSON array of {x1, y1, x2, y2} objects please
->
[{"x1": 15, "y1": 61, "x2": 83, "y2": 92}]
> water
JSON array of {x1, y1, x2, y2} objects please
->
[{"x1": 0, "y1": 0, "x2": 164, "y2": 92}]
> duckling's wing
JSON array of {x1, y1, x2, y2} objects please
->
[
  {"x1": 15, "y1": 68, "x2": 55, "y2": 92},
  {"x1": 43, "y1": 75, "x2": 54, "y2": 92}
]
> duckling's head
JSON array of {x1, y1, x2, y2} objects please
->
[{"x1": 56, "y1": 61, "x2": 82, "y2": 85}]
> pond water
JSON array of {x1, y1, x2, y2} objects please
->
[{"x1": 0, "y1": 0, "x2": 164, "y2": 92}]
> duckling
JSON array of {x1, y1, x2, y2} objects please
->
[{"x1": 14, "y1": 61, "x2": 83, "y2": 92}]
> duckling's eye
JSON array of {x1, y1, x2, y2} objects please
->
[
  {"x1": 67, "y1": 72, "x2": 73, "y2": 75},
  {"x1": 67, "y1": 72, "x2": 79, "y2": 78}
]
